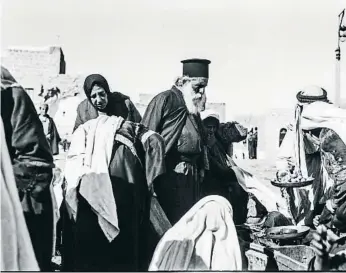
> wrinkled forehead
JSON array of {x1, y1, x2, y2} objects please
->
[{"x1": 90, "y1": 84, "x2": 107, "y2": 96}]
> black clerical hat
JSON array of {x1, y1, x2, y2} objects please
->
[{"x1": 181, "y1": 58, "x2": 211, "y2": 78}]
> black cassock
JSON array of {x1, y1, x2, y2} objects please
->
[{"x1": 141, "y1": 86, "x2": 207, "y2": 225}]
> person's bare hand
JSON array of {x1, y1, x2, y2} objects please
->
[
  {"x1": 313, "y1": 215, "x2": 321, "y2": 228},
  {"x1": 311, "y1": 225, "x2": 339, "y2": 270}
]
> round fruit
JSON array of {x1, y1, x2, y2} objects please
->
[{"x1": 281, "y1": 228, "x2": 298, "y2": 234}]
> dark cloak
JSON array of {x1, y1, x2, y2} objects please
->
[
  {"x1": 61, "y1": 122, "x2": 165, "y2": 272},
  {"x1": 1, "y1": 85, "x2": 54, "y2": 271},
  {"x1": 141, "y1": 86, "x2": 207, "y2": 224},
  {"x1": 44, "y1": 115, "x2": 61, "y2": 155},
  {"x1": 73, "y1": 92, "x2": 142, "y2": 133},
  {"x1": 141, "y1": 86, "x2": 189, "y2": 156},
  {"x1": 202, "y1": 135, "x2": 249, "y2": 225},
  {"x1": 247, "y1": 134, "x2": 255, "y2": 159}
]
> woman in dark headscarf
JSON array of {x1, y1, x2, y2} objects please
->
[{"x1": 73, "y1": 74, "x2": 142, "y2": 132}]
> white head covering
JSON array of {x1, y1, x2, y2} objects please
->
[
  {"x1": 200, "y1": 109, "x2": 220, "y2": 121},
  {"x1": 149, "y1": 195, "x2": 242, "y2": 271},
  {"x1": 300, "y1": 85, "x2": 325, "y2": 96},
  {"x1": 296, "y1": 85, "x2": 329, "y2": 104}
]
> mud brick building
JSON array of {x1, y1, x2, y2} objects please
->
[{"x1": 1, "y1": 46, "x2": 85, "y2": 137}]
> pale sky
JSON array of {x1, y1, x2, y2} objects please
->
[{"x1": 1, "y1": 0, "x2": 346, "y2": 119}]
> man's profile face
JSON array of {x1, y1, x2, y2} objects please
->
[{"x1": 190, "y1": 78, "x2": 208, "y2": 112}]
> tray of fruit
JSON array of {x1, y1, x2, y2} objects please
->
[
  {"x1": 271, "y1": 169, "x2": 314, "y2": 188},
  {"x1": 266, "y1": 225, "x2": 310, "y2": 240}
]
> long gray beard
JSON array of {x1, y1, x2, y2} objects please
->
[
  {"x1": 186, "y1": 100, "x2": 198, "y2": 114},
  {"x1": 184, "y1": 94, "x2": 202, "y2": 114}
]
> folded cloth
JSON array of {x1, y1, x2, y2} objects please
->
[
  {"x1": 1, "y1": 117, "x2": 39, "y2": 271},
  {"x1": 149, "y1": 195, "x2": 242, "y2": 271},
  {"x1": 294, "y1": 101, "x2": 346, "y2": 178},
  {"x1": 231, "y1": 165, "x2": 291, "y2": 218},
  {"x1": 64, "y1": 115, "x2": 124, "y2": 242}
]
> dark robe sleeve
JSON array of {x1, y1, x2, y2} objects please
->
[
  {"x1": 141, "y1": 94, "x2": 167, "y2": 133},
  {"x1": 218, "y1": 122, "x2": 248, "y2": 147},
  {"x1": 140, "y1": 131, "x2": 166, "y2": 187},
  {"x1": 141, "y1": 90, "x2": 188, "y2": 155},
  {"x1": 1, "y1": 87, "x2": 53, "y2": 190},
  {"x1": 48, "y1": 116, "x2": 61, "y2": 155},
  {"x1": 125, "y1": 99, "x2": 142, "y2": 123}
]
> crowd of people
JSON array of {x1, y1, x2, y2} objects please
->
[{"x1": 1, "y1": 57, "x2": 346, "y2": 271}]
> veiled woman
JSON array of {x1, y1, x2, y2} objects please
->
[{"x1": 73, "y1": 74, "x2": 142, "y2": 132}]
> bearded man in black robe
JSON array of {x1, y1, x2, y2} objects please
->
[{"x1": 141, "y1": 58, "x2": 211, "y2": 225}]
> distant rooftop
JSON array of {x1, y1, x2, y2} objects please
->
[{"x1": 6, "y1": 45, "x2": 63, "y2": 52}]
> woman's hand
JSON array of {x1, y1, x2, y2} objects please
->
[{"x1": 311, "y1": 225, "x2": 339, "y2": 270}]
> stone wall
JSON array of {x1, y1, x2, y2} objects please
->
[
  {"x1": 1, "y1": 46, "x2": 65, "y2": 89},
  {"x1": 234, "y1": 108, "x2": 293, "y2": 161}
]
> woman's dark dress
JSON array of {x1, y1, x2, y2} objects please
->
[{"x1": 61, "y1": 122, "x2": 165, "y2": 272}]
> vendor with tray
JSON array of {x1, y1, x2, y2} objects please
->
[{"x1": 275, "y1": 86, "x2": 346, "y2": 229}]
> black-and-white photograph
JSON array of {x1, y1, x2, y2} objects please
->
[{"x1": 1, "y1": 0, "x2": 346, "y2": 271}]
